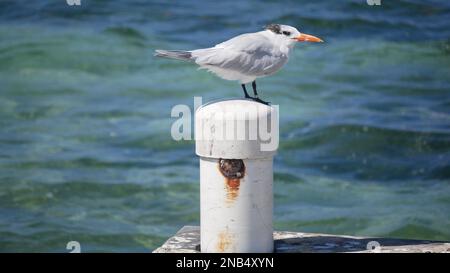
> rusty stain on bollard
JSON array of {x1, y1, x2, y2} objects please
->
[
  {"x1": 218, "y1": 159, "x2": 245, "y2": 203},
  {"x1": 217, "y1": 229, "x2": 233, "y2": 252}
]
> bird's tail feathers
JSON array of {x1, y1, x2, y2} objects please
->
[{"x1": 154, "y1": 50, "x2": 193, "y2": 61}]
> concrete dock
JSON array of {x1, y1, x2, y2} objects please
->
[{"x1": 153, "y1": 226, "x2": 450, "y2": 253}]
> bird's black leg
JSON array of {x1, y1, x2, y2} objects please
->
[
  {"x1": 252, "y1": 81, "x2": 259, "y2": 97},
  {"x1": 251, "y1": 80, "x2": 270, "y2": 105},
  {"x1": 241, "y1": 84, "x2": 251, "y2": 99}
]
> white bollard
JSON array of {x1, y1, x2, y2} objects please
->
[{"x1": 195, "y1": 99, "x2": 279, "y2": 253}]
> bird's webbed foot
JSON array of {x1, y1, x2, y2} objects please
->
[{"x1": 252, "y1": 97, "x2": 270, "y2": 105}]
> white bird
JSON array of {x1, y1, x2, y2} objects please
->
[{"x1": 155, "y1": 24, "x2": 323, "y2": 104}]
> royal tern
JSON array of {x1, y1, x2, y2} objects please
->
[{"x1": 155, "y1": 24, "x2": 323, "y2": 104}]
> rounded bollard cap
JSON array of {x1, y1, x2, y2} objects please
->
[{"x1": 195, "y1": 99, "x2": 279, "y2": 159}]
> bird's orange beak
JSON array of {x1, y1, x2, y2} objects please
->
[{"x1": 295, "y1": 33, "x2": 323, "y2": 43}]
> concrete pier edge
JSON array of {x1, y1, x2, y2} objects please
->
[{"x1": 153, "y1": 226, "x2": 450, "y2": 253}]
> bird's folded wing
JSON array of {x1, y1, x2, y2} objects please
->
[{"x1": 191, "y1": 33, "x2": 284, "y2": 76}]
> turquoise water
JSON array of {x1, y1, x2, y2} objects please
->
[{"x1": 0, "y1": 0, "x2": 449, "y2": 252}]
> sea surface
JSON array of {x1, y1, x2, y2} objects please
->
[{"x1": 0, "y1": 0, "x2": 449, "y2": 252}]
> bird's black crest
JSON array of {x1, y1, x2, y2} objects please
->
[{"x1": 265, "y1": 24, "x2": 281, "y2": 34}]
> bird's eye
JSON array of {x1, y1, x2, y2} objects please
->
[{"x1": 282, "y1": 31, "x2": 291, "y2": 36}]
